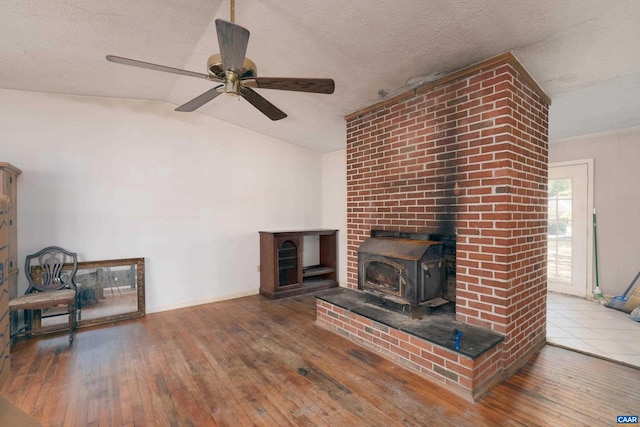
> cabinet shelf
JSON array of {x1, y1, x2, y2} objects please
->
[
  {"x1": 259, "y1": 229, "x2": 338, "y2": 299},
  {"x1": 302, "y1": 266, "x2": 335, "y2": 278}
]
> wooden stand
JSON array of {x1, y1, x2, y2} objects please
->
[{"x1": 259, "y1": 230, "x2": 338, "y2": 299}]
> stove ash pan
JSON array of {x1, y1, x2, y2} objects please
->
[{"x1": 357, "y1": 237, "x2": 444, "y2": 306}]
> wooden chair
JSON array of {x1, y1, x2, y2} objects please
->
[{"x1": 9, "y1": 246, "x2": 79, "y2": 343}]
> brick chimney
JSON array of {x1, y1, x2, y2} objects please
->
[{"x1": 344, "y1": 52, "x2": 549, "y2": 385}]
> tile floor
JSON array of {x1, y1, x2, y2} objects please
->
[{"x1": 547, "y1": 292, "x2": 640, "y2": 368}]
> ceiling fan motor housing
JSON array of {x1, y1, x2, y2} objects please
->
[{"x1": 207, "y1": 54, "x2": 257, "y2": 79}]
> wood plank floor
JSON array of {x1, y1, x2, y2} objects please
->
[{"x1": 1, "y1": 293, "x2": 639, "y2": 426}]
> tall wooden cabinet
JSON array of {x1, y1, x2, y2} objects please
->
[
  {"x1": 0, "y1": 163, "x2": 21, "y2": 336},
  {"x1": 259, "y1": 230, "x2": 338, "y2": 299},
  {"x1": 0, "y1": 195, "x2": 10, "y2": 387}
]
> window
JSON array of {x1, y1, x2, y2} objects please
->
[{"x1": 548, "y1": 178, "x2": 572, "y2": 285}]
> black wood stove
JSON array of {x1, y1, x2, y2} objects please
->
[{"x1": 358, "y1": 230, "x2": 454, "y2": 318}]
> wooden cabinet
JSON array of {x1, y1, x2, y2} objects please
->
[
  {"x1": 259, "y1": 229, "x2": 338, "y2": 299},
  {"x1": 0, "y1": 162, "x2": 19, "y2": 387},
  {"x1": 0, "y1": 163, "x2": 20, "y2": 335},
  {"x1": 0, "y1": 195, "x2": 10, "y2": 388}
]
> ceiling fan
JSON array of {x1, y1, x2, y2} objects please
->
[{"x1": 106, "y1": 1, "x2": 334, "y2": 120}]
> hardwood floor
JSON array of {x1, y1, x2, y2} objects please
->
[{"x1": 2, "y1": 293, "x2": 639, "y2": 426}]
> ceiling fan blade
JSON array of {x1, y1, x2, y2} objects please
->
[
  {"x1": 239, "y1": 86, "x2": 287, "y2": 121},
  {"x1": 215, "y1": 19, "x2": 250, "y2": 75},
  {"x1": 175, "y1": 85, "x2": 224, "y2": 112},
  {"x1": 106, "y1": 55, "x2": 217, "y2": 81},
  {"x1": 244, "y1": 77, "x2": 335, "y2": 94}
]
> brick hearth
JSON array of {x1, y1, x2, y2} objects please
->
[{"x1": 318, "y1": 52, "x2": 550, "y2": 400}]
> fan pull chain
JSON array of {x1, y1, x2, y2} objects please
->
[{"x1": 230, "y1": 0, "x2": 235, "y2": 23}]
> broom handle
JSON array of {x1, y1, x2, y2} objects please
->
[{"x1": 621, "y1": 270, "x2": 640, "y2": 298}]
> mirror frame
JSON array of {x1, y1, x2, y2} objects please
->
[{"x1": 31, "y1": 257, "x2": 145, "y2": 329}]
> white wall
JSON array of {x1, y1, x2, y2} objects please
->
[
  {"x1": 0, "y1": 89, "x2": 325, "y2": 313},
  {"x1": 550, "y1": 127, "x2": 640, "y2": 296},
  {"x1": 321, "y1": 149, "x2": 347, "y2": 286}
]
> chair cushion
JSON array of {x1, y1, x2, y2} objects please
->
[{"x1": 9, "y1": 289, "x2": 76, "y2": 308}]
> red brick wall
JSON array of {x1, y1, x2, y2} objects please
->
[
  {"x1": 345, "y1": 53, "x2": 549, "y2": 376},
  {"x1": 316, "y1": 298, "x2": 504, "y2": 401}
]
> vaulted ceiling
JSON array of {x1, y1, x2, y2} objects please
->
[{"x1": 2, "y1": 1, "x2": 639, "y2": 153}]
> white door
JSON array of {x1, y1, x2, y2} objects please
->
[{"x1": 548, "y1": 161, "x2": 593, "y2": 297}]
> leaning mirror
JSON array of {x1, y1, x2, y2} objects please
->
[{"x1": 33, "y1": 257, "x2": 145, "y2": 330}]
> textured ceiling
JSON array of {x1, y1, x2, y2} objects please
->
[{"x1": 1, "y1": 0, "x2": 639, "y2": 152}]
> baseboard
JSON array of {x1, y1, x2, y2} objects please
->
[{"x1": 147, "y1": 288, "x2": 259, "y2": 314}]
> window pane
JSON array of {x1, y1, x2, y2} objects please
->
[
  {"x1": 549, "y1": 178, "x2": 572, "y2": 198},
  {"x1": 557, "y1": 199, "x2": 572, "y2": 220},
  {"x1": 548, "y1": 177, "x2": 573, "y2": 285}
]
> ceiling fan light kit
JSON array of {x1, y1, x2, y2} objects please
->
[{"x1": 106, "y1": 2, "x2": 334, "y2": 120}]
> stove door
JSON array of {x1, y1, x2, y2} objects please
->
[{"x1": 359, "y1": 256, "x2": 406, "y2": 299}]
